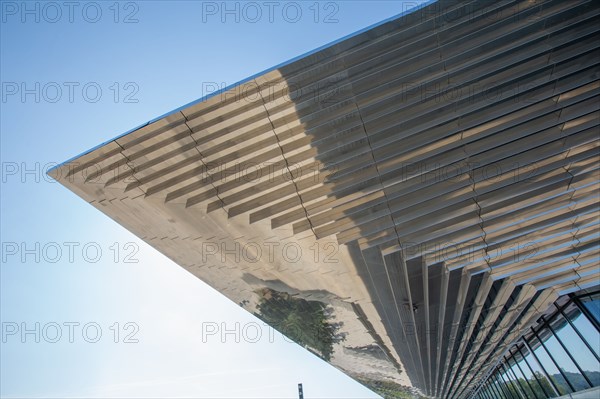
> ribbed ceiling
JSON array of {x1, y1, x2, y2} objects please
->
[{"x1": 50, "y1": 1, "x2": 599, "y2": 397}]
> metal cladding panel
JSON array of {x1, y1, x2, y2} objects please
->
[{"x1": 49, "y1": 0, "x2": 600, "y2": 397}]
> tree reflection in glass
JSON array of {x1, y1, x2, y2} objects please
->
[{"x1": 253, "y1": 288, "x2": 346, "y2": 361}]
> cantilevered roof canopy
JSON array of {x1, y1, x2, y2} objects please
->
[{"x1": 50, "y1": 0, "x2": 600, "y2": 397}]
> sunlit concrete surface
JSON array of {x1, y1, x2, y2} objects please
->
[{"x1": 49, "y1": 0, "x2": 600, "y2": 397}]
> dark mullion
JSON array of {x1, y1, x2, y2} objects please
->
[
  {"x1": 485, "y1": 384, "x2": 496, "y2": 399},
  {"x1": 542, "y1": 315, "x2": 593, "y2": 389},
  {"x1": 480, "y1": 384, "x2": 492, "y2": 399},
  {"x1": 504, "y1": 360, "x2": 528, "y2": 399},
  {"x1": 487, "y1": 384, "x2": 498, "y2": 399},
  {"x1": 498, "y1": 367, "x2": 519, "y2": 399},
  {"x1": 492, "y1": 374, "x2": 511, "y2": 399},
  {"x1": 531, "y1": 327, "x2": 576, "y2": 393},
  {"x1": 517, "y1": 344, "x2": 552, "y2": 398},
  {"x1": 573, "y1": 296, "x2": 600, "y2": 332},
  {"x1": 487, "y1": 380, "x2": 500, "y2": 399},
  {"x1": 494, "y1": 370, "x2": 512, "y2": 399},
  {"x1": 506, "y1": 359, "x2": 529, "y2": 398},
  {"x1": 559, "y1": 307, "x2": 600, "y2": 363},
  {"x1": 486, "y1": 381, "x2": 498, "y2": 399},
  {"x1": 523, "y1": 336, "x2": 561, "y2": 397},
  {"x1": 511, "y1": 348, "x2": 540, "y2": 398}
]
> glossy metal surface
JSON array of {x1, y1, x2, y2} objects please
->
[{"x1": 50, "y1": 0, "x2": 600, "y2": 397}]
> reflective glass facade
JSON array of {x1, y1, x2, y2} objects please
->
[{"x1": 472, "y1": 292, "x2": 600, "y2": 399}]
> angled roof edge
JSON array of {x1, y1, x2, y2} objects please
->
[{"x1": 47, "y1": 0, "x2": 437, "y2": 174}]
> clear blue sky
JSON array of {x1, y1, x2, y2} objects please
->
[{"x1": 0, "y1": 1, "x2": 428, "y2": 397}]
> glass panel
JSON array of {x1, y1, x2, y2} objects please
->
[
  {"x1": 500, "y1": 369, "x2": 521, "y2": 399},
  {"x1": 552, "y1": 313, "x2": 599, "y2": 388},
  {"x1": 516, "y1": 349, "x2": 547, "y2": 399},
  {"x1": 531, "y1": 335, "x2": 571, "y2": 395},
  {"x1": 482, "y1": 293, "x2": 600, "y2": 399},
  {"x1": 540, "y1": 329, "x2": 584, "y2": 392},
  {"x1": 478, "y1": 386, "x2": 487, "y2": 399},
  {"x1": 566, "y1": 304, "x2": 600, "y2": 359},
  {"x1": 486, "y1": 384, "x2": 499, "y2": 399},
  {"x1": 508, "y1": 356, "x2": 536, "y2": 398},
  {"x1": 505, "y1": 362, "x2": 528, "y2": 399},
  {"x1": 494, "y1": 373, "x2": 510, "y2": 399},
  {"x1": 490, "y1": 378, "x2": 505, "y2": 399},
  {"x1": 580, "y1": 294, "x2": 600, "y2": 324},
  {"x1": 521, "y1": 344, "x2": 558, "y2": 398},
  {"x1": 482, "y1": 385, "x2": 492, "y2": 399}
]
